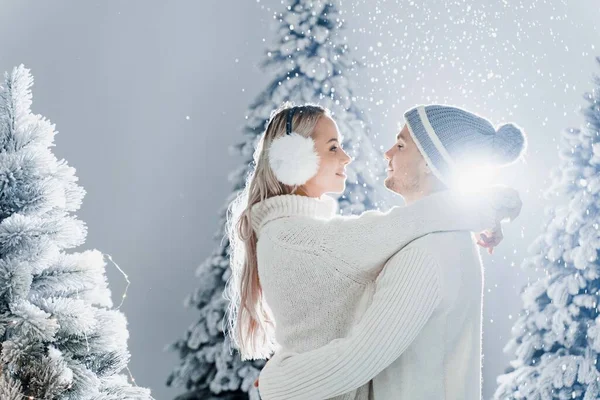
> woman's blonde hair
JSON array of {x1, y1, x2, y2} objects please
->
[{"x1": 224, "y1": 102, "x2": 329, "y2": 360}]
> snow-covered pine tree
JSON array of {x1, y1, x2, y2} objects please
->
[
  {"x1": 166, "y1": 1, "x2": 388, "y2": 399},
  {"x1": 0, "y1": 65, "x2": 152, "y2": 400},
  {"x1": 494, "y1": 57, "x2": 600, "y2": 399}
]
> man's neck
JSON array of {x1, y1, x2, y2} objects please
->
[
  {"x1": 402, "y1": 174, "x2": 450, "y2": 204},
  {"x1": 401, "y1": 186, "x2": 447, "y2": 205},
  {"x1": 401, "y1": 191, "x2": 426, "y2": 205}
]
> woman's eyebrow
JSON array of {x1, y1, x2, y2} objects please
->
[{"x1": 327, "y1": 138, "x2": 339, "y2": 143}]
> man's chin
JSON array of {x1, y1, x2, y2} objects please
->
[
  {"x1": 384, "y1": 177, "x2": 399, "y2": 193},
  {"x1": 385, "y1": 179, "x2": 409, "y2": 201}
]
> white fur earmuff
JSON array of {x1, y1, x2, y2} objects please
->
[{"x1": 268, "y1": 132, "x2": 320, "y2": 186}]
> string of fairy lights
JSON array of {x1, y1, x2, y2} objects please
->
[{"x1": 11, "y1": 253, "x2": 150, "y2": 400}]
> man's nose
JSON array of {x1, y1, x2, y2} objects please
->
[{"x1": 384, "y1": 149, "x2": 392, "y2": 161}]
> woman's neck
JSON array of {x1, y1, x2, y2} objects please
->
[{"x1": 293, "y1": 186, "x2": 322, "y2": 199}]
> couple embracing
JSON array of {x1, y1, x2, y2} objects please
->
[{"x1": 226, "y1": 103, "x2": 526, "y2": 399}]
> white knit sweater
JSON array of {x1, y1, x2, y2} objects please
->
[
  {"x1": 259, "y1": 231, "x2": 485, "y2": 400},
  {"x1": 251, "y1": 190, "x2": 518, "y2": 400}
]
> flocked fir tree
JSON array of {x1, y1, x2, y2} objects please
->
[
  {"x1": 0, "y1": 65, "x2": 152, "y2": 400},
  {"x1": 494, "y1": 57, "x2": 600, "y2": 399},
  {"x1": 166, "y1": 1, "x2": 389, "y2": 399}
]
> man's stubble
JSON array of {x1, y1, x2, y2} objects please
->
[{"x1": 384, "y1": 174, "x2": 421, "y2": 196}]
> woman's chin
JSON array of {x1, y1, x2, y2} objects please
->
[{"x1": 327, "y1": 184, "x2": 346, "y2": 195}]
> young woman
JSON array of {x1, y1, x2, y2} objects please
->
[{"x1": 225, "y1": 103, "x2": 519, "y2": 399}]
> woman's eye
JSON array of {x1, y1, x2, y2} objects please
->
[
  {"x1": 397, "y1": 144, "x2": 404, "y2": 149},
  {"x1": 330, "y1": 146, "x2": 338, "y2": 151}
]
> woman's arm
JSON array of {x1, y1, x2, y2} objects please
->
[{"x1": 322, "y1": 186, "x2": 520, "y2": 270}]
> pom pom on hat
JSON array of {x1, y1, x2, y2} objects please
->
[
  {"x1": 491, "y1": 123, "x2": 527, "y2": 164},
  {"x1": 268, "y1": 132, "x2": 320, "y2": 186}
]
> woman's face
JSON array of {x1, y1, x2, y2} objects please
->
[{"x1": 302, "y1": 115, "x2": 352, "y2": 197}]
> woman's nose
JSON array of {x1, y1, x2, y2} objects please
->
[{"x1": 340, "y1": 149, "x2": 352, "y2": 165}]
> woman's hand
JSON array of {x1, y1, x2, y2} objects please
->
[
  {"x1": 461, "y1": 185, "x2": 521, "y2": 242},
  {"x1": 476, "y1": 223, "x2": 503, "y2": 254},
  {"x1": 487, "y1": 186, "x2": 522, "y2": 224},
  {"x1": 255, "y1": 358, "x2": 272, "y2": 389},
  {"x1": 473, "y1": 186, "x2": 520, "y2": 254}
]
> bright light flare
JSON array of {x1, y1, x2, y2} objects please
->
[{"x1": 452, "y1": 163, "x2": 499, "y2": 194}]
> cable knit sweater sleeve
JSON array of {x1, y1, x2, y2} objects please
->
[
  {"x1": 321, "y1": 187, "x2": 516, "y2": 270},
  {"x1": 258, "y1": 246, "x2": 440, "y2": 399}
]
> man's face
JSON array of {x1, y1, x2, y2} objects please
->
[{"x1": 383, "y1": 124, "x2": 428, "y2": 196}]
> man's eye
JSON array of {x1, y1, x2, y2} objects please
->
[{"x1": 397, "y1": 144, "x2": 404, "y2": 149}]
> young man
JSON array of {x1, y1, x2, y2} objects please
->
[{"x1": 257, "y1": 104, "x2": 526, "y2": 399}]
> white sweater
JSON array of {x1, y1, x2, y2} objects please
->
[
  {"x1": 252, "y1": 190, "x2": 518, "y2": 400},
  {"x1": 257, "y1": 231, "x2": 483, "y2": 400},
  {"x1": 371, "y1": 231, "x2": 483, "y2": 400}
]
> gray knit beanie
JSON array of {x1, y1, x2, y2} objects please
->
[{"x1": 403, "y1": 104, "x2": 527, "y2": 185}]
